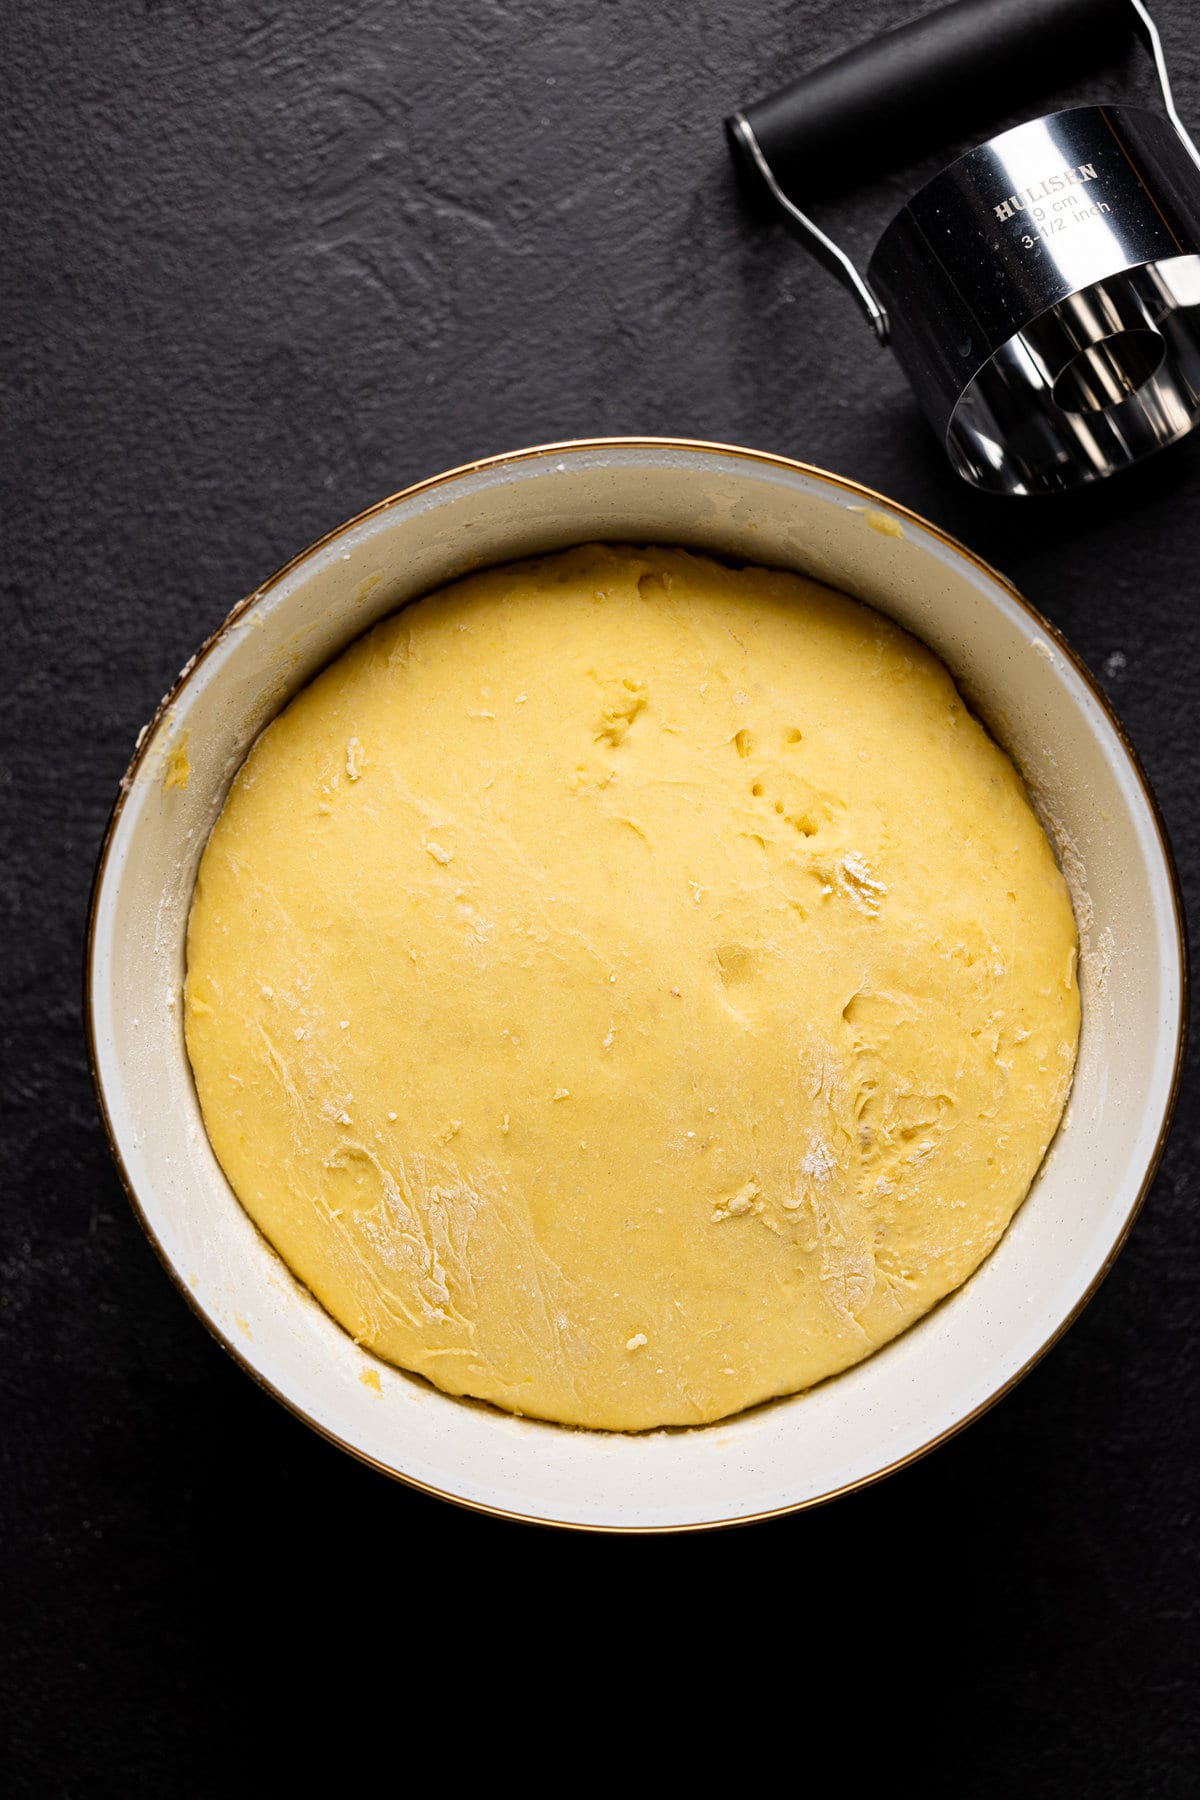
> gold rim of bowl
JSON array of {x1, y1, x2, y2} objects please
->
[{"x1": 83, "y1": 437, "x2": 1191, "y2": 1533}]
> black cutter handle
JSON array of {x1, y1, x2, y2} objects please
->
[{"x1": 729, "y1": 0, "x2": 1131, "y2": 200}]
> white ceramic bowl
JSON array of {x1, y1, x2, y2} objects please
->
[{"x1": 87, "y1": 439, "x2": 1186, "y2": 1531}]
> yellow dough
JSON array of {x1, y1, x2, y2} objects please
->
[{"x1": 185, "y1": 545, "x2": 1079, "y2": 1430}]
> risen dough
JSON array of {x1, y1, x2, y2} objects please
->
[{"x1": 185, "y1": 546, "x2": 1079, "y2": 1430}]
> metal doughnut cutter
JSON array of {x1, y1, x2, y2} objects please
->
[{"x1": 727, "y1": 0, "x2": 1200, "y2": 494}]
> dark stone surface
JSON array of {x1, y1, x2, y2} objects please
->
[{"x1": 2, "y1": 1, "x2": 1196, "y2": 1787}]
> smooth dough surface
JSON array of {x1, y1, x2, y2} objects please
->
[{"x1": 185, "y1": 545, "x2": 1079, "y2": 1430}]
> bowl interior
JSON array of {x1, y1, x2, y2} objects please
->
[{"x1": 88, "y1": 443, "x2": 1183, "y2": 1530}]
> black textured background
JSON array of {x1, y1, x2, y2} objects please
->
[{"x1": 4, "y1": 2, "x2": 1198, "y2": 1787}]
